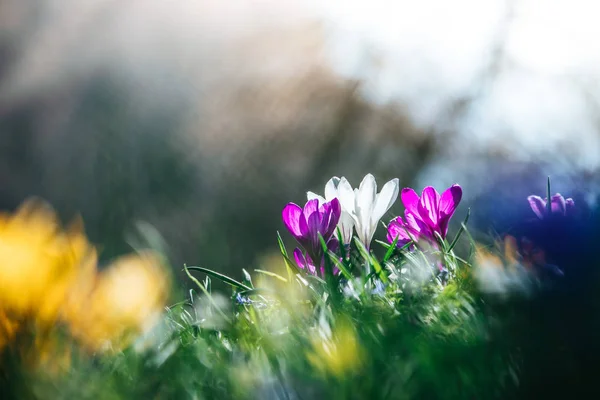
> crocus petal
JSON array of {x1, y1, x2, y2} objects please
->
[
  {"x1": 323, "y1": 198, "x2": 341, "y2": 239},
  {"x1": 303, "y1": 198, "x2": 321, "y2": 238},
  {"x1": 339, "y1": 211, "x2": 355, "y2": 244},
  {"x1": 565, "y1": 198, "x2": 575, "y2": 215},
  {"x1": 282, "y1": 203, "x2": 303, "y2": 238},
  {"x1": 293, "y1": 248, "x2": 307, "y2": 270},
  {"x1": 355, "y1": 174, "x2": 377, "y2": 245},
  {"x1": 386, "y1": 217, "x2": 412, "y2": 245},
  {"x1": 527, "y1": 195, "x2": 546, "y2": 219},
  {"x1": 303, "y1": 198, "x2": 320, "y2": 218},
  {"x1": 337, "y1": 177, "x2": 356, "y2": 215},
  {"x1": 550, "y1": 193, "x2": 566, "y2": 215},
  {"x1": 293, "y1": 248, "x2": 317, "y2": 275},
  {"x1": 404, "y1": 211, "x2": 425, "y2": 235},
  {"x1": 307, "y1": 192, "x2": 326, "y2": 205},
  {"x1": 401, "y1": 188, "x2": 420, "y2": 215},
  {"x1": 371, "y1": 178, "x2": 400, "y2": 231},
  {"x1": 324, "y1": 177, "x2": 341, "y2": 201},
  {"x1": 418, "y1": 186, "x2": 441, "y2": 227},
  {"x1": 439, "y1": 184, "x2": 462, "y2": 217}
]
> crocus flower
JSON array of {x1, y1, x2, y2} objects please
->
[
  {"x1": 307, "y1": 176, "x2": 355, "y2": 245},
  {"x1": 282, "y1": 198, "x2": 341, "y2": 260},
  {"x1": 337, "y1": 174, "x2": 400, "y2": 249},
  {"x1": 527, "y1": 193, "x2": 574, "y2": 219},
  {"x1": 387, "y1": 184, "x2": 462, "y2": 246}
]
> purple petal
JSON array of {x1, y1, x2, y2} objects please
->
[
  {"x1": 327, "y1": 237, "x2": 340, "y2": 253},
  {"x1": 282, "y1": 203, "x2": 303, "y2": 238},
  {"x1": 550, "y1": 193, "x2": 566, "y2": 215},
  {"x1": 565, "y1": 198, "x2": 575, "y2": 215},
  {"x1": 293, "y1": 248, "x2": 306, "y2": 270},
  {"x1": 323, "y1": 198, "x2": 341, "y2": 239},
  {"x1": 527, "y1": 195, "x2": 546, "y2": 219},
  {"x1": 418, "y1": 186, "x2": 441, "y2": 227},
  {"x1": 293, "y1": 248, "x2": 317, "y2": 275},
  {"x1": 439, "y1": 184, "x2": 462, "y2": 217},
  {"x1": 300, "y1": 198, "x2": 321, "y2": 240},
  {"x1": 386, "y1": 217, "x2": 412, "y2": 246},
  {"x1": 405, "y1": 211, "x2": 427, "y2": 235},
  {"x1": 401, "y1": 188, "x2": 420, "y2": 215},
  {"x1": 303, "y1": 198, "x2": 320, "y2": 217}
]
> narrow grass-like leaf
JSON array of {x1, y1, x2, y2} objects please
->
[
  {"x1": 327, "y1": 250, "x2": 353, "y2": 280},
  {"x1": 383, "y1": 236, "x2": 399, "y2": 263},
  {"x1": 254, "y1": 269, "x2": 288, "y2": 283},
  {"x1": 185, "y1": 266, "x2": 252, "y2": 291},
  {"x1": 241, "y1": 268, "x2": 254, "y2": 288},
  {"x1": 318, "y1": 234, "x2": 340, "y2": 303},
  {"x1": 376, "y1": 239, "x2": 391, "y2": 249},
  {"x1": 447, "y1": 207, "x2": 470, "y2": 253},
  {"x1": 277, "y1": 231, "x2": 301, "y2": 280},
  {"x1": 183, "y1": 264, "x2": 231, "y2": 323},
  {"x1": 353, "y1": 237, "x2": 389, "y2": 284}
]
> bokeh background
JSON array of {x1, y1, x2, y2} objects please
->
[{"x1": 1, "y1": 0, "x2": 599, "y2": 282}]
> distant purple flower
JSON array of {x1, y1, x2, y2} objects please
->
[
  {"x1": 387, "y1": 184, "x2": 462, "y2": 246},
  {"x1": 282, "y1": 198, "x2": 341, "y2": 260},
  {"x1": 527, "y1": 193, "x2": 574, "y2": 219}
]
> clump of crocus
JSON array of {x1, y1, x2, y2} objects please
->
[
  {"x1": 528, "y1": 193, "x2": 574, "y2": 219},
  {"x1": 387, "y1": 184, "x2": 462, "y2": 247},
  {"x1": 336, "y1": 174, "x2": 399, "y2": 249},
  {"x1": 282, "y1": 198, "x2": 341, "y2": 274}
]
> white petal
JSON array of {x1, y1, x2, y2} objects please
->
[
  {"x1": 356, "y1": 174, "x2": 377, "y2": 238},
  {"x1": 307, "y1": 191, "x2": 326, "y2": 205},
  {"x1": 324, "y1": 177, "x2": 340, "y2": 201},
  {"x1": 371, "y1": 178, "x2": 400, "y2": 227},
  {"x1": 337, "y1": 177, "x2": 356, "y2": 215},
  {"x1": 339, "y1": 211, "x2": 355, "y2": 244}
]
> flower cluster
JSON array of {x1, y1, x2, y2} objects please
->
[{"x1": 283, "y1": 173, "x2": 464, "y2": 277}]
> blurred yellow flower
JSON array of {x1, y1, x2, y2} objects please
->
[
  {"x1": 67, "y1": 251, "x2": 170, "y2": 352},
  {"x1": 0, "y1": 309, "x2": 18, "y2": 352},
  {"x1": 306, "y1": 318, "x2": 364, "y2": 379},
  {"x1": 0, "y1": 199, "x2": 96, "y2": 325}
]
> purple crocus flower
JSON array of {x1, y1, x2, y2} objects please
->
[
  {"x1": 282, "y1": 198, "x2": 341, "y2": 261},
  {"x1": 293, "y1": 239, "x2": 340, "y2": 277},
  {"x1": 387, "y1": 184, "x2": 462, "y2": 246},
  {"x1": 527, "y1": 193, "x2": 574, "y2": 219}
]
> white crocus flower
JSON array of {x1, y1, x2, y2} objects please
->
[
  {"x1": 307, "y1": 177, "x2": 355, "y2": 245},
  {"x1": 337, "y1": 174, "x2": 399, "y2": 249}
]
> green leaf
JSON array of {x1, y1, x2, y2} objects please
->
[
  {"x1": 327, "y1": 251, "x2": 353, "y2": 281},
  {"x1": 447, "y1": 207, "x2": 470, "y2": 253},
  {"x1": 353, "y1": 237, "x2": 389, "y2": 284},
  {"x1": 277, "y1": 231, "x2": 301, "y2": 281},
  {"x1": 254, "y1": 269, "x2": 288, "y2": 283},
  {"x1": 185, "y1": 266, "x2": 252, "y2": 291},
  {"x1": 375, "y1": 239, "x2": 391, "y2": 249},
  {"x1": 383, "y1": 235, "x2": 399, "y2": 263}
]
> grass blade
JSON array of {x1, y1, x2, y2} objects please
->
[
  {"x1": 447, "y1": 207, "x2": 470, "y2": 253},
  {"x1": 185, "y1": 266, "x2": 252, "y2": 291}
]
